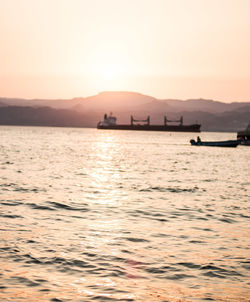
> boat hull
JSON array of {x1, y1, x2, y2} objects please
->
[
  {"x1": 190, "y1": 139, "x2": 240, "y2": 147},
  {"x1": 97, "y1": 124, "x2": 201, "y2": 132}
]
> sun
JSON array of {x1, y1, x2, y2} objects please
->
[
  {"x1": 99, "y1": 64, "x2": 119, "y2": 81},
  {"x1": 90, "y1": 59, "x2": 130, "y2": 91},
  {"x1": 82, "y1": 48, "x2": 133, "y2": 91}
]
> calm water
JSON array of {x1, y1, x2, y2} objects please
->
[{"x1": 0, "y1": 126, "x2": 249, "y2": 302}]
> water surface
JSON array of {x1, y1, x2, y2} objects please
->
[{"x1": 0, "y1": 126, "x2": 249, "y2": 301}]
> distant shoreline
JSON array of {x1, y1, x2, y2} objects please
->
[{"x1": 0, "y1": 124, "x2": 238, "y2": 133}]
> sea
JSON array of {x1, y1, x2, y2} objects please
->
[{"x1": 0, "y1": 126, "x2": 249, "y2": 302}]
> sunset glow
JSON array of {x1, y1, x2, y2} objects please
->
[
  {"x1": 0, "y1": 0, "x2": 250, "y2": 101},
  {"x1": 87, "y1": 51, "x2": 132, "y2": 91}
]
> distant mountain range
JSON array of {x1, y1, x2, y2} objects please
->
[{"x1": 0, "y1": 91, "x2": 249, "y2": 131}]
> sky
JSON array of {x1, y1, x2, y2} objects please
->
[{"x1": 0, "y1": 0, "x2": 250, "y2": 102}]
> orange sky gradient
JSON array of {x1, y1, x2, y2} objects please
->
[{"x1": 0, "y1": 0, "x2": 250, "y2": 102}]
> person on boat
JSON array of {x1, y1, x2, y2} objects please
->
[{"x1": 197, "y1": 136, "x2": 201, "y2": 143}]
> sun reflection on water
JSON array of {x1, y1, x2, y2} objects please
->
[{"x1": 87, "y1": 132, "x2": 125, "y2": 205}]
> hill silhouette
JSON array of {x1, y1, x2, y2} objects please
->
[{"x1": 0, "y1": 91, "x2": 249, "y2": 131}]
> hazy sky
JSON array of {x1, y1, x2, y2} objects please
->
[{"x1": 1, "y1": 0, "x2": 250, "y2": 101}]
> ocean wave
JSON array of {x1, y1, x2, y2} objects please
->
[
  {"x1": 0, "y1": 214, "x2": 22, "y2": 219},
  {"x1": 48, "y1": 201, "x2": 89, "y2": 212},
  {"x1": 27, "y1": 202, "x2": 55, "y2": 211},
  {"x1": 139, "y1": 186, "x2": 201, "y2": 193}
]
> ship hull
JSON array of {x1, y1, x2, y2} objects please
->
[{"x1": 97, "y1": 124, "x2": 201, "y2": 132}]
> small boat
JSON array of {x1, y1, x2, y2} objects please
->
[{"x1": 190, "y1": 137, "x2": 240, "y2": 147}]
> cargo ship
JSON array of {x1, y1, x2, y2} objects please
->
[{"x1": 97, "y1": 113, "x2": 201, "y2": 132}]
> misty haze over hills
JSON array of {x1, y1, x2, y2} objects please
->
[{"x1": 0, "y1": 91, "x2": 249, "y2": 131}]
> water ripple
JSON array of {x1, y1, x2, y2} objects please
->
[{"x1": 1, "y1": 127, "x2": 249, "y2": 302}]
